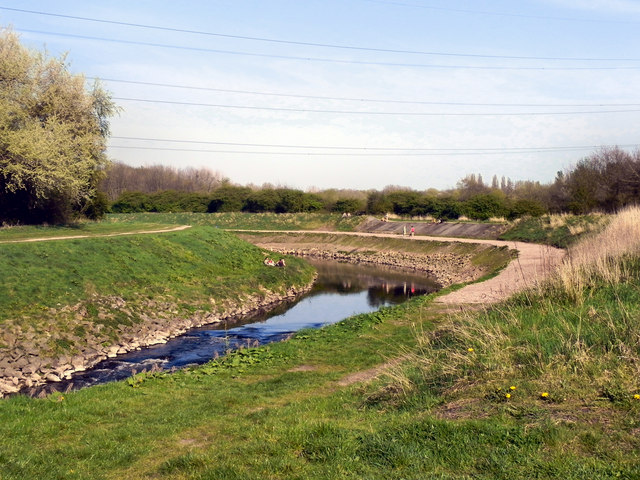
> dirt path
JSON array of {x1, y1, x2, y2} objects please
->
[
  {"x1": 230, "y1": 229, "x2": 565, "y2": 305},
  {"x1": 0, "y1": 225, "x2": 192, "y2": 244},
  {"x1": 5, "y1": 225, "x2": 565, "y2": 304}
]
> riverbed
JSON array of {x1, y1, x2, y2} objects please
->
[{"x1": 26, "y1": 259, "x2": 439, "y2": 395}]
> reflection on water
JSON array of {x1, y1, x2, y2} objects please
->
[
  {"x1": 309, "y1": 259, "x2": 439, "y2": 307},
  {"x1": 28, "y1": 259, "x2": 439, "y2": 395}
]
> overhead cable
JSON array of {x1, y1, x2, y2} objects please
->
[
  {"x1": 112, "y1": 96, "x2": 640, "y2": 116},
  {"x1": 17, "y1": 29, "x2": 640, "y2": 71},
  {"x1": 93, "y1": 78, "x2": 640, "y2": 108},
  {"x1": 360, "y1": 0, "x2": 640, "y2": 25},
  {"x1": 5, "y1": 6, "x2": 640, "y2": 60},
  {"x1": 108, "y1": 137, "x2": 640, "y2": 155}
]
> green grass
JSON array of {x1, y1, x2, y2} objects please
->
[
  {"x1": 104, "y1": 212, "x2": 367, "y2": 232},
  {"x1": 0, "y1": 226, "x2": 315, "y2": 357},
  {"x1": 0, "y1": 221, "x2": 179, "y2": 242},
  {"x1": 499, "y1": 213, "x2": 609, "y2": 248}
]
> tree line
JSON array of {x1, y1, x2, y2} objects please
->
[{"x1": 106, "y1": 146, "x2": 640, "y2": 220}]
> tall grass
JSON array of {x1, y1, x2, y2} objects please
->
[
  {"x1": 376, "y1": 207, "x2": 640, "y2": 420},
  {"x1": 556, "y1": 206, "x2": 640, "y2": 301},
  {"x1": 500, "y1": 213, "x2": 609, "y2": 248}
]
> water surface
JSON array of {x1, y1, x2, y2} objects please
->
[{"x1": 31, "y1": 259, "x2": 439, "y2": 394}]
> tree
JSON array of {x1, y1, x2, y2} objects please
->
[
  {"x1": 463, "y1": 192, "x2": 508, "y2": 220},
  {"x1": 0, "y1": 29, "x2": 119, "y2": 224}
]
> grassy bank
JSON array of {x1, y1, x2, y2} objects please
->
[
  {"x1": 105, "y1": 212, "x2": 366, "y2": 232},
  {"x1": 499, "y1": 213, "x2": 609, "y2": 248},
  {"x1": 0, "y1": 227, "x2": 314, "y2": 360},
  {"x1": 0, "y1": 221, "x2": 182, "y2": 242},
  {"x1": 236, "y1": 231, "x2": 514, "y2": 282}
]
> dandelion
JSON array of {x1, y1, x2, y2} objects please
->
[
  {"x1": 541, "y1": 392, "x2": 549, "y2": 398},
  {"x1": 467, "y1": 347, "x2": 474, "y2": 352},
  {"x1": 634, "y1": 394, "x2": 640, "y2": 400},
  {"x1": 505, "y1": 393, "x2": 511, "y2": 399},
  {"x1": 510, "y1": 386, "x2": 516, "y2": 391}
]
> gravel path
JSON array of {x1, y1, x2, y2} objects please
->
[
  {"x1": 5, "y1": 225, "x2": 564, "y2": 305},
  {"x1": 0, "y1": 225, "x2": 192, "y2": 244},
  {"x1": 231, "y1": 229, "x2": 566, "y2": 305}
]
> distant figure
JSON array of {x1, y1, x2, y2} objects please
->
[
  {"x1": 403, "y1": 225, "x2": 406, "y2": 237},
  {"x1": 264, "y1": 257, "x2": 275, "y2": 266},
  {"x1": 410, "y1": 226, "x2": 415, "y2": 237},
  {"x1": 276, "y1": 258, "x2": 286, "y2": 267}
]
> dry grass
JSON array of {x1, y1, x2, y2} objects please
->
[{"x1": 555, "y1": 206, "x2": 640, "y2": 302}]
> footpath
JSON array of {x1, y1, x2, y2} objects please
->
[{"x1": 232, "y1": 228, "x2": 565, "y2": 305}]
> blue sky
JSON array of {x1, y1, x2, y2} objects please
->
[{"x1": 2, "y1": 1, "x2": 640, "y2": 191}]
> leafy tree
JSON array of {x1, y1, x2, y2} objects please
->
[
  {"x1": 207, "y1": 185, "x2": 251, "y2": 212},
  {"x1": 436, "y1": 196, "x2": 462, "y2": 220},
  {"x1": 332, "y1": 198, "x2": 365, "y2": 214},
  {"x1": 507, "y1": 199, "x2": 546, "y2": 220},
  {"x1": 365, "y1": 191, "x2": 392, "y2": 215},
  {"x1": 463, "y1": 192, "x2": 508, "y2": 220},
  {"x1": 0, "y1": 29, "x2": 118, "y2": 224},
  {"x1": 243, "y1": 189, "x2": 280, "y2": 212}
]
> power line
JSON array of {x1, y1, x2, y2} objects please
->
[
  {"x1": 108, "y1": 136, "x2": 640, "y2": 155},
  {"x1": 360, "y1": 0, "x2": 640, "y2": 25},
  {"x1": 106, "y1": 145, "x2": 633, "y2": 156},
  {"x1": 5, "y1": 6, "x2": 640, "y2": 61},
  {"x1": 17, "y1": 28, "x2": 640, "y2": 71},
  {"x1": 94, "y1": 77, "x2": 640, "y2": 108},
  {"x1": 112, "y1": 96, "x2": 640, "y2": 116}
]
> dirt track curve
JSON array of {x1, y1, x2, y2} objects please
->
[
  {"x1": 4, "y1": 225, "x2": 564, "y2": 305},
  {"x1": 0, "y1": 225, "x2": 192, "y2": 244},
  {"x1": 231, "y1": 229, "x2": 566, "y2": 305}
]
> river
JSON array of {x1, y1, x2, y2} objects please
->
[{"x1": 29, "y1": 259, "x2": 439, "y2": 395}]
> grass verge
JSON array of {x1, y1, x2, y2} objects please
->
[
  {"x1": 499, "y1": 213, "x2": 609, "y2": 248},
  {"x1": 104, "y1": 212, "x2": 367, "y2": 232}
]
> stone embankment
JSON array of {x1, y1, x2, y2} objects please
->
[
  {"x1": 264, "y1": 246, "x2": 484, "y2": 287},
  {"x1": 0, "y1": 281, "x2": 314, "y2": 398},
  {"x1": 357, "y1": 218, "x2": 508, "y2": 239}
]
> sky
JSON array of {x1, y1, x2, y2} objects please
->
[{"x1": 1, "y1": 0, "x2": 640, "y2": 191}]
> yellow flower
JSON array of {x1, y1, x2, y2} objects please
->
[
  {"x1": 505, "y1": 393, "x2": 511, "y2": 399},
  {"x1": 510, "y1": 386, "x2": 516, "y2": 391},
  {"x1": 634, "y1": 394, "x2": 640, "y2": 400},
  {"x1": 467, "y1": 347, "x2": 474, "y2": 352},
  {"x1": 541, "y1": 392, "x2": 549, "y2": 398}
]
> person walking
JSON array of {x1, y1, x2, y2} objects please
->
[{"x1": 410, "y1": 225, "x2": 415, "y2": 237}]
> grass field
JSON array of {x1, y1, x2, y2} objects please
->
[{"x1": 1, "y1": 210, "x2": 639, "y2": 478}]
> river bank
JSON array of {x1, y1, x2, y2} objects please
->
[
  {"x1": 2, "y1": 280, "x2": 314, "y2": 397},
  {"x1": 0, "y1": 227, "x2": 316, "y2": 397},
  {"x1": 0, "y1": 226, "x2": 513, "y2": 398},
  {"x1": 236, "y1": 231, "x2": 515, "y2": 288}
]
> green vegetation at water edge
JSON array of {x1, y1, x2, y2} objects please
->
[{"x1": 0, "y1": 272, "x2": 638, "y2": 478}]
